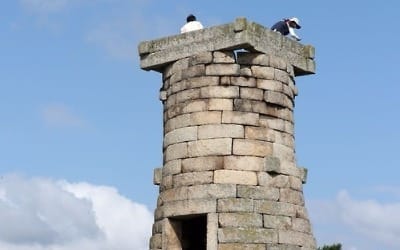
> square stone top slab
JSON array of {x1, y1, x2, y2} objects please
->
[{"x1": 138, "y1": 17, "x2": 315, "y2": 76}]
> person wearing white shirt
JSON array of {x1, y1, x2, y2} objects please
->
[
  {"x1": 271, "y1": 17, "x2": 302, "y2": 41},
  {"x1": 180, "y1": 14, "x2": 204, "y2": 33}
]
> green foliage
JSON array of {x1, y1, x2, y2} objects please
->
[{"x1": 317, "y1": 243, "x2": 342, "y2": 250}]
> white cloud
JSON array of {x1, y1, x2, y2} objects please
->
[
  {"x1": 309, "y1": 188, "x2": 400, "y2": 250},
  {"x1": 41, "y1": 104, "x2": 87, "y2": 128},
  {"x1": 0, "y1": 175, "x2": 153, "y2": 250}
]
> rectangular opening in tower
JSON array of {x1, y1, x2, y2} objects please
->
[{"x1": 169, "y1": 214, "x2": 207, "y2": 250}]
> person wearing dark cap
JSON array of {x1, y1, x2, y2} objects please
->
[
  {"x1": 271, "y1": 17, "x2": 302, "y2": 41},
  {"x1": 180, "y1": 14, "x2": 204, "y2": 33}
]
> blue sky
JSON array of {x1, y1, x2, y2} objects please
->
[{"x1": 1, "y1": 1, "x2": 400, "y2": 249}]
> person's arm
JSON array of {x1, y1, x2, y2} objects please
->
[{"x1": 288, "y1": 26, "x2": 301, "y2": 41}]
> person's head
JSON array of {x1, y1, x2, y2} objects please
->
[
  {"x1": 287, "y1": 17, "x2": 301, "y2": 29},
  {"x1": 186, "y1": 14, "x2": 196, "y2": 23}
]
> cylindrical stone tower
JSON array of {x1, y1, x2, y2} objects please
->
[{"x1": 139, "y1": 18, "x2": 316, "y2": 250}]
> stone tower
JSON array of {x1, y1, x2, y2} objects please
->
[{"x1": 138, "y1": 18, "x2": 316, "y2": 250}]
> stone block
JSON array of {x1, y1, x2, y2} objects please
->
[
  {"x1": 213, "y1": 51, "x2": 236, "y2": 63},
  {"x1": 240, "y1": 87, "x2": 264, "y2": 100},
  {"x1": 160, "y1": 175, "x2": 173, "y2": 191},
  {"x1": 220, "y1": 76, "x2": 231, "y2": 85},
  {"x1": 182, "y1": 99, "x2": 208, "y2": 113},
  {"x1": 182, "y1": 156, "x2": 224, "y2": 172},
  {"x1": 163, "y1": 57, "x2": 190, "y2": 80},
  {"x1": 159, "y1": 90, "x2": 167, "y2": 101},
  {"x1": 165, "y1": 114, "x2": 191, "y2": 133},
  {"x1": 162, "y1": 159, "x2": 181, "y2": 176},
  {"x1": 273, "y1": 143, "x2": 295, "y2": 163},
  {"x1": 198, "y1": 124, "x2": 244, "y2": 139},
  {"x1": 264, "y1": 156, "x2": 281, "y2": 173},
  {"x1": 245, "y1": 126, "x2": 275, "y2": 142},
  {"x1": 153, "y1": 168, "x2": 162, "y2": 185},
  {"x1": 190, "y1": 111, "x2": 222, "y2": 126},
  {"x1": 237, "y1": 52, "x2": 269, "y2": 66},
  {"x1": 292, "y1": 218, "x2": 312, "y2": 233},
  {"x1": 224, "y1": 156, "x2": 264, "y2": 171},
  {"x1": 189, "y1": 51, "x2": 213, "y2": 65},
  {"x1": 230, "y1": 76, "x2": 256, "y2": 87},
  {"x1": 208, "y1": 213, "x2": 218, "y2": 250},
  {"x1": 289, "y1": 176, "x2": 303, "y2": 191},
  {"x1": 266, "y1": 244, "x2": 301, "y2": 250},
  {"x1": 218, "y1": 243, "x2": 266, "y2": 250},
  {"x1": 187, "y1": 184, "x2": 237, "y2": 199},
  {"x1": 239, "y1": 66, "x2": 253, "y2": 77},
  {"x1": 188, "y1": 138, "x2": 232, "y2": 157},
  {"x1": 222, "y1": 111, "x2": 259, "y2": 126},
  {"x1": 219, "y1": 212, "x2": 263, "y2": 228},
  {"x1": 162, "y1": 199, "x2": 217, "y2": 217},
  {"x1": 270, "y1": 175, "x2": 290, "y2": 188},
  {"x1": 206, "y1": 64, "x2": 240, "y2": 76},
  {"x1": 279, "y1": 188, "x2": 305, "y2": 205},
  {"x1": 237, "y1": 185, "x2": 279, "y2": 200},
  {"x1": 274, "y1": 68, "x2": 290, "y2": 84},
  {"x1": 208, "y1": 99, "x2": 233, "y2": 111},
  {"x1": 181, "y1": 64, "x2": 206, "y2": 79},
  {"x1": 257, "y1": 79, "x2": 283, "y2": 91},
  {"x1": 214, "y1": 170, "x2": 257, "y2": 185},
  {"x1": 186, "y1": 76, "x2": 220, "y2": 89},
  {"x1": 218, "y1": 227, "x2": 278, "y2": 244},
  {"x1": 269, "y1": 55, "x2": 287, "y2": 71},
  {"x1": 217, "y1": 198, "x2": 254, "y2": 213},
  {"x1": 164, "y1": 126, "x2": 198, "y2": 148},
  {"x1": 233, "y1": 139, "x2": 272, "y2": 157},
  {"x1": 273, "y1": 131, "x2": 294, "y2": 148},
  {"x1": 150, "y1": 233, "x2": 162, "y2": 249},
  {"x1": 200, "y1": 86, "x2": 239, "y2": 99},
  {"x1": 260, "y1": 116, "x2": 294, "y2": 135},
  {"x1": 263, "y1": 214, "x2": 292, "y2": 229},
  {"x1": 173, "y1": 171, "x2": 213, "y2": 187},
  {"x1": 264, "y1": 90, "x2": 293, "y2": 109},
  {"x1": 278, "y1": 230, "x2": 316, "y2": 248},
  {"x1": 165, "y1": 142, "x2": 188, "y2": 161},
  {"x1": 254, "y1": 200, "x2": 296, "y2": 217},
  {"x1": 159, "y1": 186, "x2": 188, "y2": 203},
  {"x1": 258, "y1": 172, "x2": 272, "y2": 186},
  {"x1": 251, "y1": 65, "x2": 274, "y2": 79},
  {"x1": 176, "y1": 88, "x2": 201, "y2": 103}
]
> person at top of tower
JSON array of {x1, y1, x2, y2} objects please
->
[
  {"x1": 271, "y1": 17, "x2": 302, "y2": 41},
  {"x1": 180, "y1": 14, "x2": 204, "y2": 33}
]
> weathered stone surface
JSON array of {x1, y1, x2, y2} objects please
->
[
  {"x1": 182, "y1": 156, "x2": 224, "y2": 172},
  {"x1": 218, "y1": 243, "x2": 266, "y2": 250},
  {"x1": 263, "y1": 214, "x2": 292, "y2": 229},
  {"x1": 224, "y1": 156, "x2": 264, "y2": 171},
  {"x1": 164, "y1": 126, "x2": 198, "y2": 148},
  {"x1": 222, "y1": 111, "x2": 259, "y2": 126},
  {"x1": 187, "y1": 184, "x2": 237, "y2": 199},
  {"x1": 218, "y1": 228, "x2": 278, "y2": 244},
  {"x1": 198, "y1": 124, "x2": 244, "y2": 139},
  {"x1": 175, "y1": 88, "x2": 200, "y2": 103},
  {"x1": 217, "y1": 198, "x2": 254, "y2": 212},
  {"x1": 206, "y1": 64, "x2": 240, "y2": 76},
  {"x1": 292, "y1": 218, "x2": 312, "y2": 233},
  {"x1": 240, "y1": 87, "x2": 264, "y2": 100},
  {"x1": 164, "y1": 142, "x2": 187, "y2": 161},
  {"x1": 208, "y1": 213, "x2": 219, "y2": 250},
  {"x1": 280, "y1": 188, "x2": 305, "y2": 205},
  {"x1": 173, "y1": 171, "x2": 213, "y2": 187},
  {"x1": 251, "y1": 66, "x2": 274, "y2": 79},
  {"x1": 208, "y1": 98, "x2": 233, "y2": 111},
  {"x1": 237, "y1": 185, "x2": 279, "y2": 200},
  {"x1": 254, "y1": 200, "x2": 297, "y2": 217},
  {"x1": 189, "y1": 51, "x2": 213, "y2": 65},
  {"x1": 213, "y1": 51, "x2": 236, "y2": 63},
  {"x1": 214, "y1": 170, "x2": 257, "y2": 185},
  {"x1": 245, "y1": 126, "x2": 275, "y2": 142},
  {"x1": 278, "y1": 230, "x2": 316, "y2": 248},
  {"x1": 162, "y1": 159, "x2": 181, "y2": 176},
  {"x1": 162, "y1": 199, "x2": 217, "y2": 217},
  {"x1": 181, "y1": 99, "x2": 208, "y2": 113},
  {"x1": 189, "y1": 111, "x2": 222, "y2": 126},
  {"x1": 266, "y1": 244, "x2": 301, "y2": 250},
  {"x1": 153, "y1": 168, "x2": 162, "y2": 185},
  {"x1": 230, "y1": 76, "x2": 256, "y2": 87},
  {"x1": 159, "y1": 186, "x2": 188, "y2": 203},
  {"x1": 219, "y1": 213, "x2": 263, "y2": 228},
  {"x1": 264, "y1": 90, "x2": 293, "y2": 109},
  {"x1": 150, "y1": 233, "x2": 162, "y2": 249},
  {"x1": 237, "y1": 52, "x2": 269, "y2": 66},
  {"x1": 200, "y1": 86, "x2": 239, "y2": 98},
  {"x1": 188, "y1": 138, "x2": 232, "y2": 157},
  {"x1": 233, "y1": 139, "x2": 272, "y2": 157}
]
